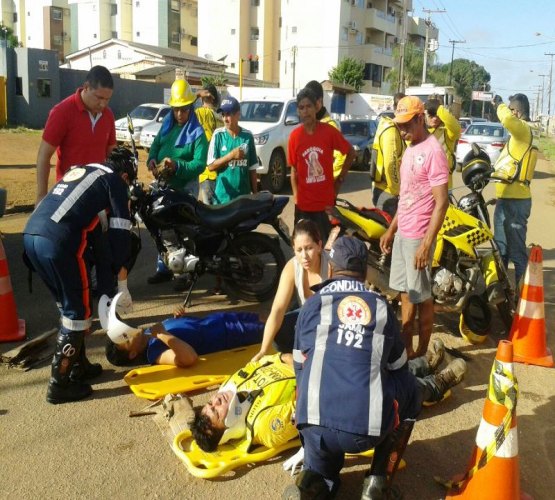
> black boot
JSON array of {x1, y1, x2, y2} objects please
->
[
  {"x1": 70, "y1": 342, "x2": 103, "y2": 381},
  {"x1": 46, "y1": 331, "x2": 93, "y2": 404},
  {"x1": 282, "y1": 470, "x2": 333, "y2": 500}
]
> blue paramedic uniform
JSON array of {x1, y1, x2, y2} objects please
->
[
  {"x1": 24, "y1": 162, "x2": 132, "y2": 332},
  {"x1": 293, "y1": 277, "x2": 421, "y2": 491}
]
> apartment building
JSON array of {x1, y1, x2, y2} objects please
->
[
  {"x1": 199, "y1": 0, "x2": 434, "y2": 93},
  {"x1": 197, "y1": 0, "x2": 280, "y2": 84},
  {"x1": 1, "y1": 0, "x2": 199, "y2": 64}
]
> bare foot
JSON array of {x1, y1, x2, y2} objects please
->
[{"x1": 173, "y1": 305, "x2": 187, "y2": 318}]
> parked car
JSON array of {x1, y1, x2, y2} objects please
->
[
  {"x1": 115, "y1": 103, "x2": 170, "y2": 146},
  {"x1": 458, "y1": 116, "x2": 487, "y2": 133},
  {"x1": 339, "y1": 118, "x2": 378, "y2": 170},
  {"x1": 138, "y1": 107, "x2": 172, "y2": 152},
  {"x1": 239, "y1": 97, "x2": 299, "y2": 193},
  {"x1": 455, "y1": 121, "x2": 509, "y2": 167}
]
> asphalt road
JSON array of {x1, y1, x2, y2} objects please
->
[{"x1": 1, "y1": 165, "x2": 554, "y2": 499}]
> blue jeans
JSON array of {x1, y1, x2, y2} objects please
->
[{"x1": 494, "y1": 198, "x2": 531, "y2": 286}]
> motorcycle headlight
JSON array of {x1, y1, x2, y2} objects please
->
[{"x1": 254, "y1": 133, "x2": 269, "y2": 145}]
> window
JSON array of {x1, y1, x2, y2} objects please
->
[
  {"x1": 278, "y1": 49, "x2": 281, "y2": 61},
  {"x1": 93, "y1": 33, "x2": 97, "y2": 38},
  {"x1": 279, "y1": 17, "x2": 282, "y2": 28},
  {"x1": 112, "y1": 31, "x2": 118, "y2": 38},
  {"x1": 291, "y1": 26, "x2": 297, "y2": 33},
  {"x1": 251, "y1": 0, "x2": 260, "y2": 5},
  {"x1": 111, "y1": 4, "x2": 118, "y2": 15},
  {"x1": 363, "y1": 63, "x2": 382, "y2": 86},
  {"x1": 190, "y1": 36, "x2": 197, "y2": 46},
  {"x1": 37, "y1": 79, "x2": 51, "y2": 98},
  {"x1": 16, "y1": 77, "x2": 23, "y2": 96},
  {"x1": 13, "y1": 12, "x2": 17, "y2": 22},
  {"x1": 250, "y1": 27, "x2": 259, "y2": 40},
  {"x1": 102, "y1": 49, "x2": 107, "y2": 59},
  {"x1": 136, "y1": 31, "x2": 140, "y2": 37},
  {"x1": 231, "y1": 29, "x2": 236, "y2": 35},
  {"x1": 135, "y1": 1, "x2": 140, "y2": 6},
  {"x1": 117, "y1": 50, "x2": 122, "y2": 59},
  {"x1": 52, "y1": 9, "x2": 62, "y2": 21},
  {"x1": 249, "y1": 59, "x2": 259, "y2": 73},
  {"x1": 53, "y1": 35, "x2": 62, "y2": 45},
  {"x1": 230, "y1": 62, "x2": 235, "y2": 68},
  {"x1": 171, "y1": 32, "x2": 180, "y2": 44}
]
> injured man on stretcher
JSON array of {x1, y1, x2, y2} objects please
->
[
  {"x1": 100, "y1": 293, "x2": 264, "y2": 367},
  {"x1": 189, "y1": 345, "x2": 466, "y2": 455}
]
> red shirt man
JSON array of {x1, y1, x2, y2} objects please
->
[
  {"x1": 36, "y1": 65, "x2": 116, "y2": 204},
  {"x1": 288, "y1": 87, "x2": 354, "y2": 242}
]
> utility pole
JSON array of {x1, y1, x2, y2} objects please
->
[
  {"x1": 448, "y1": 39, "x2": 465, "y2": 85},
  {"x1": 398, "y1": 0, "x2": 408, "y2": 93},
  {"x1": 546, "y1": 52, "x2": 555, "y2": 135},
  {"x1": 291, "y1": 46, "x2": 297, "y2": 97},
  {"x1": 538, "y1": 73, "x2": 547, "y2": 116},
  {"x1": 421, "y1": 8, "x2": 445, "y2": 84}
]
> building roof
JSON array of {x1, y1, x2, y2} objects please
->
[
  {"x1": 133, "y1": 64, "x2": 178, "y2": 77},
  {"x1": 64, "y1": 38, "x2": 225, "y2": 70}
]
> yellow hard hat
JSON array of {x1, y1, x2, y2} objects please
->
[{"x1": 168, "y1": 79, "x2": 195, "y2": 107}]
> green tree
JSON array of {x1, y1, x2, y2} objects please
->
[
  {"x1": 200, "y1": 72, "x2": 228, "y2": 88},
  {"x1": 431, "y1": 59, "x2": 491, "y2": 114},
  {"x1": 328, "y1": 57, "x2": 365, "y2": 91},
  {"x1": 0, "y1": 23, "x2": 21, "y2": 48},
  {"x1": 387, "y1": 42, "x2": 437, "y2": 90}
]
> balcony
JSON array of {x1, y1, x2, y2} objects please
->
[{"x1": 365, "y1": 8, "x2": 397, "y2": 36}]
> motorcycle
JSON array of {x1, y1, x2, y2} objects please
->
[
  {"x1": 328, "y1": 147, "x2": 515, "y2": 344},
  {"x1": 130, "y1": 182, "x2": 290, "y2": 306},
  {"x1": 124, "y1": 114, "x2": 291, "y2": 306}
]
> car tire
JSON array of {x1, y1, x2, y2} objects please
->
[{"x1": 261, "y1": 149, "x2": 287, "y2": 193}]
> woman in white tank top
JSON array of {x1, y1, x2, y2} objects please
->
[{"x1": 252, "y1": 220, "x2": 330, "y2": 362}]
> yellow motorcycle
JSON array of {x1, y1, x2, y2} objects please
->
[{"x1": 328, "y1": 151, "x2": 515, "y2": 344}]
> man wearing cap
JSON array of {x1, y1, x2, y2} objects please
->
[
  {"x1": 285, "y1": 236, "x2": 465, "y2": 498},
  {"x1": 196, "y1": 85, "x2": 224, "y2": 204},
  {"x1": 380, "y1": 96, "x2": 449, "y2": 359},
  {"x1": 207, "y1": 96, "x2": 259, "y2": 204}
]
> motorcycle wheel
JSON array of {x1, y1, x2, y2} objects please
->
[{"x1": 224, "y1": 232, "x2": 285, "y2": 302}]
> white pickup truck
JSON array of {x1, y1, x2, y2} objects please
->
[{"x1": 239, "y1": 97, "x2": 299, "y2": 193}]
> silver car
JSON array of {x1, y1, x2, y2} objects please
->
[
  {"x1": 139, "y1": 108, "x2": 171, "y2": 152},
  {"x1": 115, "y1": 103, "x2": 170, "y2": 146},
  {"x1": 455, "y1": 121, "x2": 509, "y2": 167}
]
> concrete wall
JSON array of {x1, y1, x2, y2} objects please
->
[
  {"x1": 12, "y1": 47, "x2": 60, "y2": 128},
  {"x1": 1, "y1": 46, "x2": 168, "y2": 128},
  {"x1": 59, "y1": 68, "x2": 167, "y2": 120}
]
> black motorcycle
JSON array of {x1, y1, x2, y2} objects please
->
[{"x1": 130, "y1": 182, "x2": 290, "y2": 305}]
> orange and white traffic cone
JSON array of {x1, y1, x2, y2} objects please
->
[
  {"x1": 443, "y1": 340, "x2": 531, "y2": 500},
  {"x1": 0, "y1": 238, "x2": 25, "y2": 342},
  {"x1": 509, "y1": 245, "x2": 554, "y2": 368}
]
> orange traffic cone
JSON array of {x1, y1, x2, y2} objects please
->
[
  {"x1": 0, "y1": 238, "x2": 25, "y2": 342},
  {"x1": 444, "y1": 340, "x2": 531, "y2": 500},
  {"x1": 509, "y1": 245, "x2": 554, "y2": 368}
]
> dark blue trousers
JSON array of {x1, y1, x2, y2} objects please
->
[{"x1": 23, "y1": 234, "x2": 91, "y2": 333}]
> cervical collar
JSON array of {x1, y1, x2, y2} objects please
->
[{"x1": 218, "y1": 383, "x2": 252, "y2": 445}]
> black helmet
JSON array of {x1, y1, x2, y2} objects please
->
[
  {"x1": 108, "y1": 146, "x2": 137, "y2": 183},
  {"x1": 461, "y1": 143, "x2": 492, "y2": 189}
]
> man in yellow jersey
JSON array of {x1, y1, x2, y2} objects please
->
[
  {"x1": 371, "y1": 93, "x2": 407, "y2": 217},
  {"x1": 425, "y1": 94, "x2": 461, "y2": 190},
  {"x1": 490, "y1": 93, "x2": 538, "y2": 286},
  {"x1": 196, "y1": 84, "x2": 223, "y2": 204},
  {"x1": 304, "y1": 80, "x2": 346, "y2": 180}
]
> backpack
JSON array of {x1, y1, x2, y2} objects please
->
[{"x1": 491, "y1": 125, "x2": 538, "y2": 185}]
